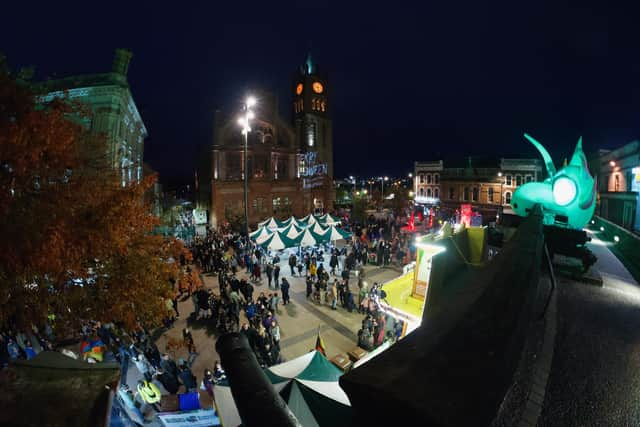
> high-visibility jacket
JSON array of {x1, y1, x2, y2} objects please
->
[{"x1": 137, "y1": 381, "x2": 161, "y2": 404}]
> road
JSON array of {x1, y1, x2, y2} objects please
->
[{"x1": 538, "y1": 236, "x2": 640, "y2": 426}]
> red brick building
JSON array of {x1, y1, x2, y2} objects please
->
[{"x1": 204, "y1": 56, "x2": 334, "y2": 229}]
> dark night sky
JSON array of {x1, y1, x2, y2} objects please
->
[{"x1": 3, "y1": 1, "x2": 640, "y2": 183}]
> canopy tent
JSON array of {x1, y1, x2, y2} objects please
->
[
  {"x1": 318, "y1": 213, "x2": 342, "y2": 226},
  {"x1": 299, "y1": 214, "x2": 318, "y2": 226},
  {"x1": 258, "y1": 217, "x2": 285, "y2": 230},
  {"x1": 281, "y1": 216, "x2": 306, "y2": 229},
  {"x1": 296, "y1": 228, "x2": 328, "y2": 247},
  {"x1": 215, "y1": 351, "x2": 351, "y2": 427},
  {"x1": 278, "y1": 223, "x2": 304, "y2": 240},
  {"x1": 249, "y1": 226, "x2": 273, "y2": 242},
  {"x1": 258, "y1": 231, "x2": 300, "y2": 251},
  {"x1": 326, "y1": 225, "x2": 353, "y2": 241},
  {"x1": 311, "y1": 222, "x2": 329, "y2": 235}
]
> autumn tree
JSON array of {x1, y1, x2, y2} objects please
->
[{"x1": 0, "y1": 61, "x2": 196, "y2": 334}]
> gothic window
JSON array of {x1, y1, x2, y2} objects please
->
[
  {"x1": 472, "y1": 187, "x2": 479, "y2": 202},
  {"x1": 427, "y1": 188, "x2": 432, "y2": 197},
  {"x1": 321, "y1": 100, "x2": 326, "y2": 112},
  {"x1": 419, "y1": 188, "x2": 424, "y2": 197}
]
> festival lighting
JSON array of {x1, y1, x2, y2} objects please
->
[
  {"x1": 609, "y1": 160, "x2": 616, "y2": 167},
  {"x1": 614, "y1": 235, "x2": 620, "y2": 243},
  {"x1": 511, "y1": 133, "x2": 596, "y2": 229}
]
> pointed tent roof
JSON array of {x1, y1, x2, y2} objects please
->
[
  {"x1": 214, "y1": 351, "x2": 351, "y2": 427},
  {"x1": 311, "y1": 222, "x2": 329, "y2": 235},
  {"x1": 299, "y1": 214, "x2": 316, "y2": 225},
  {"x1": 278, "y1": 223, "x2": 303, "y2": 240},
  {"x1": 249, "y1": 226, "x2": 273, "y2": 241},
  {"x1": 322, "y1": 214, "x2": 342, "y2": 226},
  {"x1": 326, "y1": 225, "x2": 352, "y2": 242},
  {"x1": 259, "y1": 217, "x2": 285, "y2": 230},
  {"x1": 259, "y1": 231, "x2": 299, "y2": 250}
]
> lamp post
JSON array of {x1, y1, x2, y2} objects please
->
[
  {"x1": 381, "y1": 176, "x2": 389, "y2": 208},
  {"x1": 238, "y1": 96, "x2": 256, "y2": 237}
]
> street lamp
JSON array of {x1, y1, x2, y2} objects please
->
[
  {"x1": 238, "y1": 96, "x2": 256, "y2": 237},
  {"x1": 381, "y1": 176, "x2": 389, "y2": 207}
]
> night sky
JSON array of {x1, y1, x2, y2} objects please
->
[{"x1": 3, "y1": 1, "x2": 640, "y2": 183}]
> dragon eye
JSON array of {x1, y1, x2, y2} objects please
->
[{"x1": 553, "y1": 176, "x2": 577, "y2": 206}]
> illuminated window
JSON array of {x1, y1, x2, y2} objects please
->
[
  {"x1": 516, "y1": 175, "x2": 522, "y2": 186},
  {"x1": 472, "y1": 187, "x2": 479, "y2": 202},
  {"x1": 463, "y1": 187, "x2": 469, "y2": 201},
  {"x1": 505, "y1": 191, "x2": 512, "y2": 204},
  {"x1": 321, "y1": 100, "x2": 326, "y2": 112},
  {"x1": 488, "y1": 187, "x2": 494, "y2": 202},
  {"x1": 449, "y1": 187, "x2": 455, "y2": 199},
  {"x1": 506, "y1": 175, "x2": 512, "y2": 186},
  {"x1": 307, "y1": 122, "x2": 316, "y2": 147},
  {"x1": 434, "y1": 174, "x2": 440, "y2": 184},
  {"x1": 434, "y1": 188, "x2": 439, "y2": 198}
]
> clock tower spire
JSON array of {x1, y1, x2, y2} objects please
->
[{"x1": 292, "y1": 53, "x2": 333, "y2": 179}]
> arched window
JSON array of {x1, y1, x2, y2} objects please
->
[
  {"x1": 506, "y1": 175, "x2": 512, "y2": 186},
  {"x1": 419, "y1": 188, "x2": 424, "y2": 196},
  {"x1": 505, "y1": 191, "x2": 512, "y2": 204},
  {"x1": 427, "y1": 188, "x2": 432, "y2": 197},
  {"x1": 488, "y1": 187, "x2": 494, "y2": 202},
  {"x1": 434, "y1": 174, "x2": 440, "y2": 184},
  {"x1": 427, "y1": 174, "x2": 432, "y2": 184},
  {"x1": 472, "y1": 187, "x2": 479, "y2": 202},
  {"x1": 463, "y1": 187, "x2": 470, "y2": 201},
  {"x1": 434, "y1": 188, "x2": 439, "y2": 198},
  {"x1": 615, "y1": 174, "x2": 620, "y2": 191}
]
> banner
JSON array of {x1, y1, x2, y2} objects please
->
[{"x1": 157, "y1": 409, "x2": 221, "y2": 427}]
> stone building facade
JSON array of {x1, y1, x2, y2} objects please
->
[
  {"x1": 207, "y1": 56, "x2": 334, "y2": 229},
  {"x1": 414, "y1": 158, "x2": 542, "y2": 222},
  {"x1": 591, "y1": 141, "x2": 640, "y2": 231},
  {"x1": 31, "y1": 49, "x2": 147, "y2": 186}
]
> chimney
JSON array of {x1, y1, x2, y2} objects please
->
[{"x1": 112, "y1": 49, "x2": 133, "y2": 76}]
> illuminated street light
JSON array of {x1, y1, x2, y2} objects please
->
[
  {"x1": 498, "y1": 172, "x2": 503, "y2": 177},
  {"x1": 609, "y1": 160, "x2": 616, "y2": 167},
  {"x1": 238, "y1": 96, "x2": 256, "y2": 236},
  {"x1": 408, "y1": 173, "x2": 413, "y2": 178}
]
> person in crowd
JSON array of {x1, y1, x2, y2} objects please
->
[
  {"x1": 288, "y1": 254, "x2": 297, "y2": 276},
  {"x1": 266, "y1": 262, "x2": 274, "y2": 288},
  {"x1": 183, "y1": 329, "x2": 198, "y2": 365},
  {"x1": 155, "y1": 367, "x2": 180, "y2": 394},
  {"x1": 201, "y1": 369, "x2": 215, "y2": 396},
  {"x1": 270, "y1": 293, "x2": 280, "y2": 313},
  {"x1": 270, "y1": 321, "x2": 281, "y2": 352},
  {"x1": 330, "y1": 280, "x2": 338, "y2": 310},
  {"x1": 178, "y1": 361, "x2": 198, "y2": 392},
  {"x1": 306, "y1": 276, "x2": 314, "y2": 299},
  {"x1": 273, "y1": 265, "x2": 280, "y2": 289},
  {"x1": 329, "y1": 251, "x2": 339, "y2": 275},
  {"x1": 280, "y1": 278, "x2": 291, "y2": 305}
]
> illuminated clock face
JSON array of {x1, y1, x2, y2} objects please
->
[
  {"x1": 312, "y1": 82, "x2": 324, "y2": 94},
  {"x1": 296, "y1": 83, "x2": 303, "y2": 95}
]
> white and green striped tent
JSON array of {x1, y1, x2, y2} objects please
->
[
  {"x1": 278, "y1": 223, "x2": 304, "y2": 240},
  {"x1": 258, "y1": 231, "x2": 299, "y2": 251},
  {"x1": 214, "y1": 351, "x2": 351, "y2": 427},
  {"x1": 249, "y1": 226, "x2": 272, "y2": 242},
  {"x1": 326, "y1": 225, "x2": 352, "y2": 242}
]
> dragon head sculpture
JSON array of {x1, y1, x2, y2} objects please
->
[{"x1": 511, "y1": 133, "x2": 596, "y2": 229}]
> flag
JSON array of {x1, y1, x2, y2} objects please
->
[{"x1": 315, "y1": 327, "x2": 326, "y2": 356}]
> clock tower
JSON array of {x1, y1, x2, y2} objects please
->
[{"x1": 292, "y1": 53, "x2": 333, "y2": 180}]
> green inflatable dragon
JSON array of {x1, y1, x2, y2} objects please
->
[{"x1": 511, "y1": 133, "x2": 596, "y2": 229}]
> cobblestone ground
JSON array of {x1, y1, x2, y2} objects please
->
[{"x1": 153, "y1": 253, "x2": 401, "y2": 387}]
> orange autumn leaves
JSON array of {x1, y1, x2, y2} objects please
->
[{"x1": 0, "y1": 66, "x2": 195, "y2": 333}]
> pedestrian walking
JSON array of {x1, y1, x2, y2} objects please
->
[
  {"x1": 273, "y1": 265, "x2": 280, "y2": 289},
  {"x1": 281, "y1": 278, "x2": 291, "y2": 305}
]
